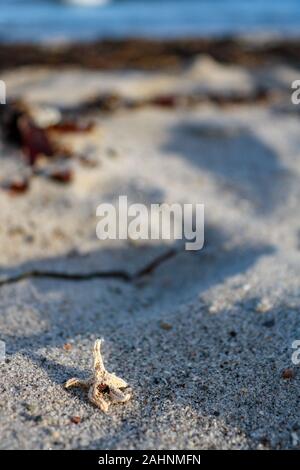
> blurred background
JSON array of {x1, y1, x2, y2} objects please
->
[{"x1": 1, "y1": 0, "x2": 300, "y2": 42}]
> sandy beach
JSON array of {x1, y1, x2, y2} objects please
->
[{"x1": 0, "y1": 38, "x2": 300, "y2": 449}]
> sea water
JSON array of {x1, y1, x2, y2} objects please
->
[{"x1": 1, "y1": 0, "x2": 300, "y2": 42}]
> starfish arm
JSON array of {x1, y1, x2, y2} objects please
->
[
  {"x1": 109, "y1": 385, "x2": 131, "y2": 403},
  {"x1": 64, "y1": 377, "x2": 91, "y2": 389},
  {"x1": 106, "y1": 372, "x2": 128, "y2": 389},
  {"x1": 88, "y1": 384, "x2": 109, "y2": 413},
  {"x1": 93, "y1": 339, "x2": 105, "y2": 374}
]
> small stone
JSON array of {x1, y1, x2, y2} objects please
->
[
  {"x1": 70, "y1": 416, "x2": 81, "y2": 424},
  {"x1": 159, "y1": 321, "x2": 173, "y2": 331},
  {"x1": 243, "y1": 284, "x2": 251, "y2": 292},
  {"x1": 63, "y1": 343, "x2": 72, "y2": 352},
  {"x1": 256, "y1": 298, "x2": 273, "y2": 313},
  {"x1": 51, "y1": 431, "x2": 61, "y2": 443},
  {"x1": 208, "y1": 303, "x2": 219, "y2": 314}
]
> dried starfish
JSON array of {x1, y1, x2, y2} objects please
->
[{"x1": 65, "y1": 339, "x2": 131, "y2": 413}]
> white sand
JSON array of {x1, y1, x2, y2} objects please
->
[{"x1": 0, "y1": 58, "x2": 300, "y2": 449}]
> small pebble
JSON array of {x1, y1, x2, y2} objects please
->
[
  {"x1": 256, "y1": 298, "x2": 273, "y2": 313},
  {"x1": 70, "y1": 416, "x2": 81, "y2": 424},
  {"x1": 159, "y1": 321, "x2": 173, "y2": 331},
  {"x1": 282, "y1": 368, "x2": 295, "y2": 380}
]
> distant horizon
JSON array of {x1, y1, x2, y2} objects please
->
[{"x1": 1, "y1": 0, "x2": 300, "y2": 43}]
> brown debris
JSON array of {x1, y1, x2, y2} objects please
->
[
  {"x1": 48, "y1": 168, "x2": 74, "y2": 184},
  {"x1": 2, "y1": 176, "x2": 30, "y2": 195},
  {"x1": 18, "y1": 115, "x2": 54, "y2": 166},
  {"x1": 62, "y1": 87, "x2": 276, "y2": 122},
  {"x1": 0, "y1": 101, "x2": 96, "y2": 162},
  {"x1": 1, "y1": 38, "x2": 300, "y2": 72},
  {"x1": 159, "y1": 321, "x2": 173, "y2": 331},
  {"x1": 46, "y1": 121, "x2": 95, "y2": 134},
  {"x1": 0, "y1": 101, "x2": 55, "y2": 166},
  {"x1": 149, "y1": 95, "x2": 178, "y2": 108},
  {"x1": 0, "y1": 101, "x2": 98, "y2": 193},
  {"x1": 282, "y1": 368, "x2": 296, "y2": 380},
  {"x1": 70, "y1": 416, "x2": 81, "y2": 424}
]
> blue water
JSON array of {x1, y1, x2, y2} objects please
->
[{"x1": 1, "y1": 0, "x2": 300, "y2": 42}]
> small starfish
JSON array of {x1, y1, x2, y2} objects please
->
[{"x1": 65, "y1": 339, "x2": 132, "y2": 413}]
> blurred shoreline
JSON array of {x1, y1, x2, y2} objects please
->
[{"x1": 1, "y1": 37, "x2": 300, "y2": 71}]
